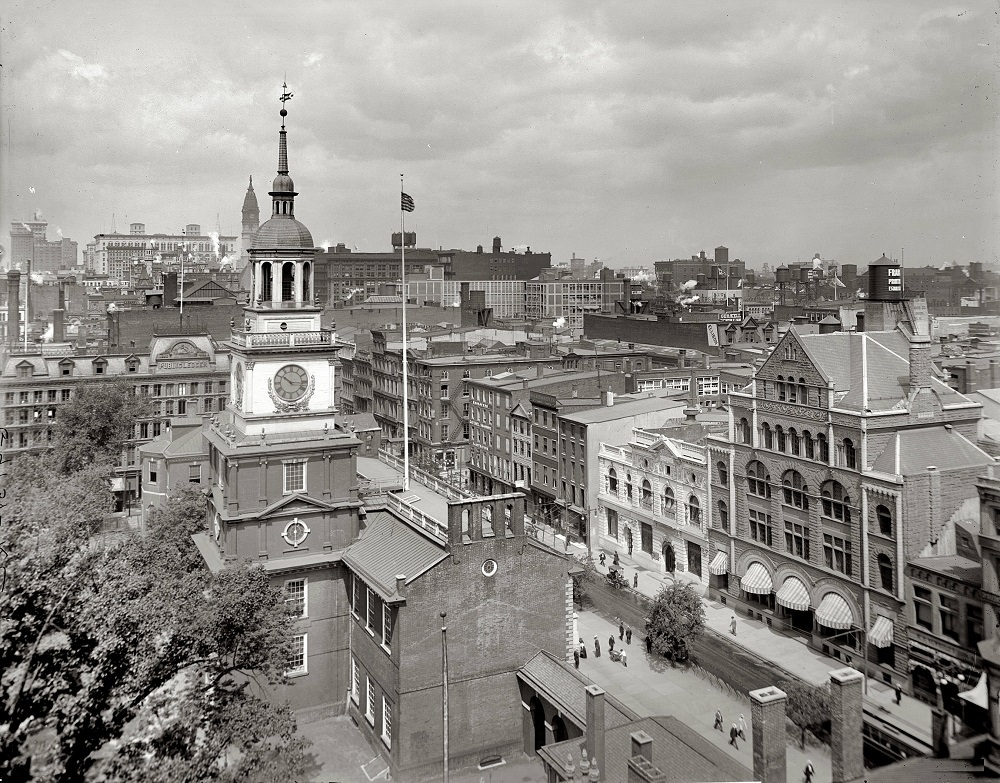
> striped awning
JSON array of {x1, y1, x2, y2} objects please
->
[
  {"x1": 775, "y1": 576, "x2": 810, "y2": 612},
  {"x1": 815, "y1": 593, "x2": 854, "y2": 630},
  {"x1": 868, "y1": 615, "x2": 894, "y2": 649},
  {"x1": 740, "y1": 562, "x2": 773, "y2": 595},
  {"x1": 708, "y1": 551, "x2": 729, "y2": 576}
]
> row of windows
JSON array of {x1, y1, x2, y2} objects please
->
[
  {"x1": 351, "y1": 574, "x2": 394, "y2": 653},
  {"x1": 736, "y1": 418, "x2": 859, "y2": 470},
  {"x1": 913, "y1": 586, "x2": 983, "y2": 645},
  {"x1": 350, "y1": 657, "x2": 393, "y2": 748}
]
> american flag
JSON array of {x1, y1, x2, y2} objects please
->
[{"x1": 401, "y1": 192, "x2": 415, "y2": 212}]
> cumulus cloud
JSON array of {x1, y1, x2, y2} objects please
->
[{"x1": 1, "y1": 0, "x2": 995, "y2": 268}]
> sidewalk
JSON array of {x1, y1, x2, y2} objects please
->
[
  {"x1": 563, "y1": 537, "x2": 933, "y2": 750},
  {"x1": 576, "y1": 609, "x2": 827, "y2": 783}
]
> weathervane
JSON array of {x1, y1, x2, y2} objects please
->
[{"x1": 279, "y1": 80, "x2": 293, "y2": 127}]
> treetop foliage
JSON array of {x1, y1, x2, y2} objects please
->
[
  {"x1": 644, "y1": 582, "x2": 706, "y2": 660},
  {"x1": 0, "y1": 459, "x2": 311, "y2": 782}
]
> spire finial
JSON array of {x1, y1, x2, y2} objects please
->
[{"x1": 279, "y1": 81, "x2": 293, "y2": 129}]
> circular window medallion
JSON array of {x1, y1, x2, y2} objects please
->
[
  {"x1": 482, "y1": 559, "x2": 498, "y2": 577},
  {"x1": 282, "y1": 517, "x2": 311, "y2": 548}
]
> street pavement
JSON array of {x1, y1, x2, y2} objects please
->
[{"x1": 557, "y1": 534, "x2": 934, "y2": 751}]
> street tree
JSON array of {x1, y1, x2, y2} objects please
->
[
  {"x1": 644, "y1": 582, "x2": 706, "y2": 662},
  {"x1": 570, "y1": 552, "x2": 598, "y2": 604},
  {"x1": 51, "y1": 377, "x2": 153, "y2": 473},
  {"x1": 0, "y1": 465, "x2": 311, "y2": 782},
  {"x1": 783, "y1": 680, "x2": 831, "y2": 749}
]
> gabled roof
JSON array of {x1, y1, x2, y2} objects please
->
[
  {"x1": 342, "y1": 510, "x2": 449, "y2": 601},
  {"x1": 870, "y1": 426, "x2": 994, "y2": 475}
]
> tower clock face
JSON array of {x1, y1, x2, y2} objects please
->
[
  {"x1": 233, "y1": 363, "x2": 244, "y2": 407},
  {"x1": 273, "y1": 364, "x2": 309, "y2": 401}
]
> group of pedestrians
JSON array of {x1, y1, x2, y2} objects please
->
[{"x1": 713, "y1": 708, "x2": 814, "y2": 782}]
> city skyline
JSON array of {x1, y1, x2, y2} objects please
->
[{"x1": 1, "y1": 1, "x2": 996, "y2": 271}]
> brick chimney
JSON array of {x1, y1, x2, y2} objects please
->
[
  {"x1": 585, "y1": 684, "x2": 606, "y2": 781},
  {"x1": 749, "y1": 685, "x2": 787, "y2": 783},
  {"x1": 828, "y1": 668, "x2": 864, "y2": 783},
  {"x1": 626, "y1": 730, "x2": 667, "y2": 783}
]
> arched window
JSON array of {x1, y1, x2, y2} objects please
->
[
  {"x1": 789, "y1": 428, "x2": 800, "y2": 456},
  {"x1": 607, "y1": 467, "x2": 618, "y2": 494},
  {"x1": 281, "y1": 262, "x2": 295, "y2": 302},
  {"x1": 717, "y1": 461, "x2": 729, "y2": 486},
  {"x1": 739, "y1": 417, "x2": 751, "y2": 444},
  {"x1": 775, "y1": 425, "x2": 786, "y2": 452},
  {"x1": 803, "y1": 430, "x2": 814, "y2": 459},
  {"x1": 762, "y1": 423, "x2": 773, "y2": 450},
  {"x1": 876, "y1": 504, "x2": 892, "y2": 536},
  {"x1": 782, "y1": 470, "x2": 809, "y2": 509},
  {"x1": 878, "y1": 553, "x2": 894, "y2": 591},
  {"x1": 661, "y1": 487, "x2": 675, "y2": 516},
  {"x1": 821, "y1": 480, "x2": 851, "y2": 522},
  {"x1": 481, "y1": 505, "x2": 494, "y2": 537},
  {"x1": 625, "y1": 474, "x2": 633, "y2": 501},
  {"x1": 688, "y1": 495, "x2": 701, "y2": 525},
  {"x1": 641, "y1": 479, "x2": 653, "y2": 508},
  {"x1": 843, "y1": 438, "x2": 857, "y2": 470},
  {"x1": 260, "y1": 261, "x2": 273, "y2": 301},
  {"x1": 817, "y1": 433, "x2": 829, "y2": 462},
  {"x1": 717, "y1": 500, "x2": 729, "y2": 531},
  {"x1": 777, "y1": 375, "x2": 786, "y2": 401},
  {"x1": 746, "y1": 460, "x2": 771, "y2": 498}
]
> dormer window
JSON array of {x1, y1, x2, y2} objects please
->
[
  {"x1": 59, "y1": 360, "x2": 75, "y2": 377},
  {"x1": 93, "y1": 358, "x2": 108, "y2": 375}
]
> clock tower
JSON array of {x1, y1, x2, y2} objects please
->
[
  {"x1": 199, "y1": 91, "x2": 362, "y2": 713},
  {"x1": 227, "y1": 92, "x2": 336, "y2": 436}
]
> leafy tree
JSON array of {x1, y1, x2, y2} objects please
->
[
  {"x1": 644, "y1": 582, "x2": 706, "y2": 662},
  {"x1": 570, "y1": 553, "x2": 598, "y2": 604},
  {"x1": 783, "y1": 680, "x2": 830, "y2": 749},
  {"x1": 0, "y1": 463, "x2": 311, "y2": 782},
  {"x1": 50, "y1": 378, "x2": 153, "y2": 473}
]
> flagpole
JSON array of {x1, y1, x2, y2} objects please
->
[{"x1": 400, "y1": 175, "x2": 410, "y2": 492}]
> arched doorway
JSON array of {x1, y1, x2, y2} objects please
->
[
  {"x1": 662, "y1": 542, "x2": 676, "y2": 573},
  {"x1": 624, "y1": 527, "x2": 634, "y2": 556},
  {"x1": 551, "y1": 714, "x2": 568, "y2": 743},
  {"x1": 529, "y1": 696, "x2": 546, "y2": 751}
]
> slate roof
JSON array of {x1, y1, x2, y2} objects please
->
[
  {"x1": 518, "y1": 650, "x2": 636, "y2": 729},
  {"x1": 796, "y1": 330, "x2": 973, "y2": 412},
  {"x1": 869, "y1": 426, "x2": 994, "y2": 475},
  {"x1": 342, "y1": 510, "x2": 449, "y2": 601}
]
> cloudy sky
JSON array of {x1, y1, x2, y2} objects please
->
[{"x1": 1, "y1": 1, "x2": 996, "y2": 270}]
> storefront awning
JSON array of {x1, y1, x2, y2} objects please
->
[
  {"x1": 740, "y1": 562, "x2": 772, "y2": 595},
  {"x1": 775, "y1": 576, "x2": 810, "y2": 611},
  {"x1": 959, "y1": 672, "x2": 988, "y2": 709},
  {"x1": 815, "y1": 592, "x2": 854, "y2": 630},
  {"x1": 708, "y1": 551, "x2": 729, "y2": 576},
  {"x1": 868, "y1": 615, "x2": 894, "y2": 649}
]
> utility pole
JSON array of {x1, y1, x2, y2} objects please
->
[{"x1": 441, "y1": 611, "x2": 449, "y2": 783}]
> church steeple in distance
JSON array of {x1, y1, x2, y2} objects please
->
[{"x1": 240, "y1": 176, "x2": 260, "y2": 270}]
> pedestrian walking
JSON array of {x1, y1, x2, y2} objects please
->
[
  {"x1": 579, "y1": 639, "x2": 587, "y2": 659},
  {"x1": 609, "y1": 635, "x2": 615, "y2": 651},
  {"x1": 599, "y1": 552, "x2": 606, "y2": 567},
  {"x1": 645, "y1": 635, "x2": 652, "y2": 654},
  {"x1": 613, "y1": 551, "x2": 620, "y2": 567},
  {"x1": 714, "y1": 709, "x2": 724, "y2": 731},
  {"x1": 574, "y1": 649, "x2": 580, "y2": 668},
  {"x1": 594, "y1": 636, "x2": 601, "y2": 658},
  {"x1": 738, "y1": 714, "x2": 747, "y2": 740},
  {"x1": 894, "y1": 684, "x2": 902, "y2": 705},
  {"x1": 730, "y1": 615, "x2": 737, "y2": 635},
  {"x1": 626, "y1": 626, "x2": 632, "y2": 645},
  {"x1": 620, "y1": 648, "x2": 627, "y2": 667},
  {"x1": 804, "y1": 760, "x2": 814, "y2": 783},
  {"x1": 729, "y1": 723, "x2": 739, "y2": 749},
  {"x1": 619, "y1": 620, "x2": 625, "y2": 640},
  {"x1": 633, "y1": 572, "x2": 639, "y2": 589}
]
